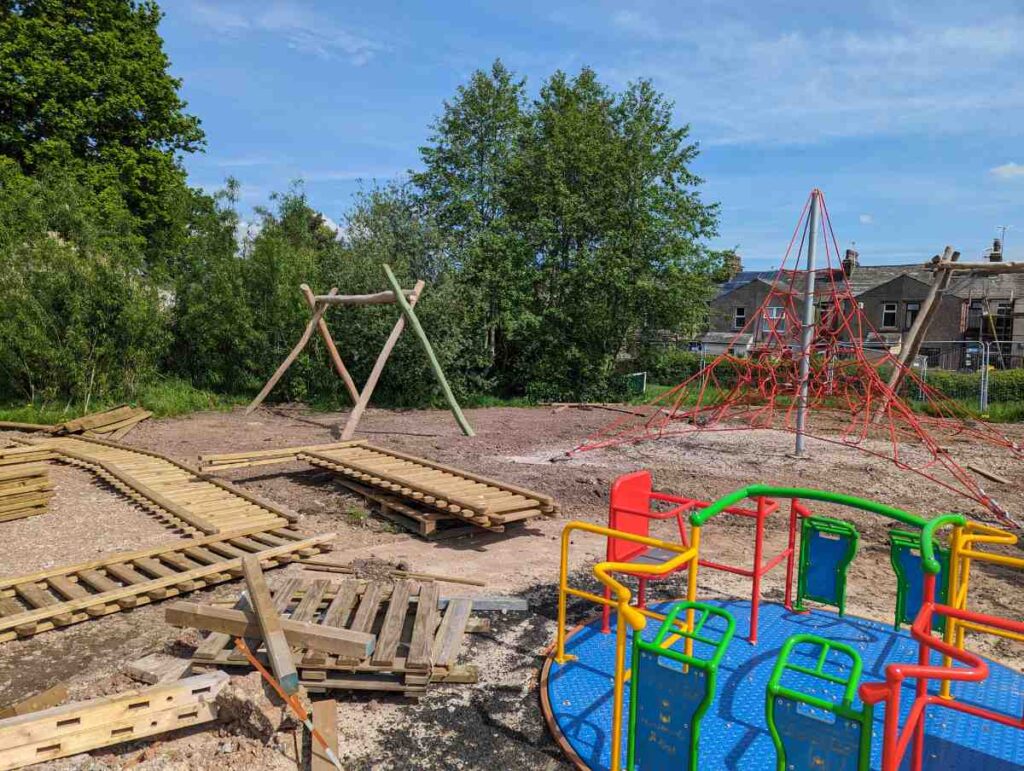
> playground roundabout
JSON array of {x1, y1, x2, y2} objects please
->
[
  {"x1": 542, "y1": 599, "x2": 1024, "y2": 770},
  {"x1": 542, "y1": 476, "x2": 1024, "y2": 770}
]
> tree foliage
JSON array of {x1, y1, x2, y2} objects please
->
[{"x1": 0, "y1": 0, "x2": 204, "y2": 270}]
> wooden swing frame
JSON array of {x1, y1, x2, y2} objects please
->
[{"x1": 245, "y1": 264, "x2": 474, "y2": 439}]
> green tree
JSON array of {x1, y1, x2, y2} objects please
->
[
  {"x1": 505, "y1": 68, "x2": 721, "y2": 399},
  {"x1": 0, "y1": 0, "x2": 205, "y2": 270},
  {"x1": 412, "y1": 60, "x2": 529, "y2": 384}
]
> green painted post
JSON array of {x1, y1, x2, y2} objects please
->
[{"x1": 381, "y1": 264, "x2": 475, "y2": 437}]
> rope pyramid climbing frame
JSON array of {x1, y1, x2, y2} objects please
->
[{"x1": 573, "y1": 190, "x2": 1022, "y2": 527}]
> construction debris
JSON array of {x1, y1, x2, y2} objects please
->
[
  {"x1": 0, "y1": 672, "x2": 228, "y2": 771},
  {"x1": 0, "y1": 405, "x2": 151, "y2": 440},
  {"x1": 201, "y1": 440, "x2": 558, "y2": 535},
  {"x1": 213, "y1": 671, "x2": 288, "y2": 743},
  {"x1": 189, "y1": 576, "x2": 480, "y2": 696},
  {"x1": 0, "y1": 463, "x2": 51, "y2": 523},
  {"x1": 0, "y1": 684, "x2": 68, "y2": 720},
  {"x1": 126, "y1": 652, "x2": 193, "y2": 685},
  {"x1": 298, "y1": 556, "x2": 487, "y2": 587}
]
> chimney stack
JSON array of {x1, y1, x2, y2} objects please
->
[
  {"x1": 990, "y1": 238, "x2": 1003, "y2": 262},
  {"x1": 842, "y1": 248, "x2": 859, "y2": 277}
]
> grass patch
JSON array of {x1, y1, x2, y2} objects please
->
[{"x1": 0, "y1": 378, "x2": 247, "y2": 426}]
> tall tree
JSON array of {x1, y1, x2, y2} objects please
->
[
  {"x1": 0, "y1": 0, "x2": 204, "y2": 270},
  {"x1": 412, "y1": 60, "x2": 529, "y2": 380},
  {"x1": 506, "y1": 68, "x2": 721, "y2": 399}
]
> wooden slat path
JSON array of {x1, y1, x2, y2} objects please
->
[
  {"x1": 0, "y1": 528, "x2": 333, "y2": 642},
  {"x1": 199, "y1": 440, "x2": 558, "y2": 534},
  {"x1": 190, "y1": 577, "x2": 478, "y2": 695},
  {"x1": 22, "y1": 436, "x2": 294, "y2": 535}
]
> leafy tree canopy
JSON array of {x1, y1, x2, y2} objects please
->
[{"x1": 0, "y1": 0, "x2": 204, "y2": 270}]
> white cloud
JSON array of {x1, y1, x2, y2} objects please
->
[
  {"x1": 990, "y1": 162, "x2": 1024, "y2": 179},
  {"x1": 188, "y1": 1, "x2": 384, "y2": 65},
  {"x1": 859, "y1": 214, "x2": 874, "y2": 224},
  {"x1": 600, "y1": 5, "x2": 1024, "y2": 146}
]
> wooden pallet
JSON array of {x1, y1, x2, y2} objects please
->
[
  {"x1": 57, "y1": 405, "x2": 152, "y2": 439},
  {"x1": 0, "y1": 527, "x2": 334, "y2": 642},
  {"x1": 20, "y1": 435, "x2": 297, "y2": 535},
  {"x1": 190, "y1": 577, "x2": 478, "y2": 695}
]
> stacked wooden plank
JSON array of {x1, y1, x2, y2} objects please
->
[
  {"x1": 187, "y1": 577, "x2": 478, "y2": 696},
  {"x1": 0, "y1": 527, "x2": 334, "y2": 642},
  {"x1": 0, "y1": 464, "x2": 51, "y2": 523},
  {"x1": 200, "y1": 440, "x2": 558, "y2": 536},
  {"x1": 0, "y1": 673, "x2": 227, "y2": 770},
  {"x1": 0, "y1": 446, "x2": 54, "y2": 466},
  {"x1": 57, "y1": 405, "x2": 152, "y2": 439}
]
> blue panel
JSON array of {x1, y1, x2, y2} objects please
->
[
  {"x1": 634, "y1": 650, "x2": 705, "y2": 771},
  {"x1": 894, "y1": 547, "x2": 947, "y2": 630},
  {"x1": 774, "y1": 697, "x2": 864, "y2": 771},
  {"x1": 546, "y1": 601, "x2": 1024, "y2": 771},
  {"x1": 803, "y1": 529, "x2": 852, "y2": 607}
]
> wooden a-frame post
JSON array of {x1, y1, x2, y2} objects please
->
[{"x1": 246, "y1": 268, "x2": 474, "y2": 439}]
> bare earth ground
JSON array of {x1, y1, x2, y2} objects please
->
[{"x1": 1, "y1": 403, "x2": 1022, "y2": 769}]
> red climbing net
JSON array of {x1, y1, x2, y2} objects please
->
[{"x1": 574, "y1": 190, "x2": 1021, "y2": 527}]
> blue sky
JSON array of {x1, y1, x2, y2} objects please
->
[{"x1": 160, "y1": 1, "x2": 1024, "y2": 269}]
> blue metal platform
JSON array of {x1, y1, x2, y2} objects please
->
[{"x1": 543, "y1": 600, "x2": 1024, "y2": 770}]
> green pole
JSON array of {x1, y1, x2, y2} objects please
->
[{"x1": 382, "y1": 264, "x2": 475, "y2": 437}]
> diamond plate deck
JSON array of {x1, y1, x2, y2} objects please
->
[{"x1": 544, "y1": 600, "x2": 1024, "y2": 770}]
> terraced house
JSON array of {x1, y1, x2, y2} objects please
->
[{"x1": 704, "y1": 241, "x2": 1024, "y2": 369}]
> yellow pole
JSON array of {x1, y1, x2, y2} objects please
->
[
  {"x1": 556, "y1": 526, "x2": 573, "y2": 664},
  {"x1": 940, "y1": 525, "x2": 962, "y2": 700},
  {"x1": 684, "y1": 526, "x2": 701, "y2": 659},
  {"x1": 610, "y1": 611, "x2": 628, "y2": 771}
]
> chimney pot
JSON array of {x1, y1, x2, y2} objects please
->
[{"x1": 842, "y1": 248, "x2": 859, "y2": 277}]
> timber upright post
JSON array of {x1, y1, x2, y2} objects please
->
[
  {"x1": 794, "y1": 190, "x2": 820, "y2": 457},
  {"x1": 382, "y1": 264, "x2": 475, "y2": 437}
]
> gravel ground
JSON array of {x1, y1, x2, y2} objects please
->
[{"x1": 0, "y1": 403, "x2": 1021, "y2": 769}]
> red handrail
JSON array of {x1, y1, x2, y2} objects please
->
[{"x1": 859, "y1": 596, "x2": 1024, "y2": 771}]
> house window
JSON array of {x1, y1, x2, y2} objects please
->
[
  {"x1": 733, "y1": 307, "x2": 746, "y2": 330},
  {"x1": 966, "y1": 301, "x2": 983, "y2": 329},
  {"x1": 762, "y1": 306, "x2": 786, "y2": 334},
  {"x1": 881, "y1": 302, "x2": 898, "y2": 329},
  {"x1": 905, "y1": 302, "x2": 921, "y2": 329}
]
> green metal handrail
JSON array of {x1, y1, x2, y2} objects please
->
[{"x1": 690, "y1": 485, "x2": 965, "y2": 573}]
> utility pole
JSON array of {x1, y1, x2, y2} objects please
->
[{"x1": 794, "y1": 189, "x2": 820, "y2": 456}]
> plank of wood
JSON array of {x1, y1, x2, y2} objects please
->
[
  {"x1": 165, "y1": 602, "x2": 375, "y2": 659},
  {"x1": 0, "y1": 684, "x2": 68, "y2": 720},
  {"x1": 0, "y1": 673, "x2": 226, "y2": 770},
  {"x1": 438, "y1": 595, "x2": 529, "y2": 612},
  {"x1": 407, "y1": 582, "x2": 440, "y2": 670},
  {"x1": 310, "y1": 699, "x2": 340, "y2": 771},
  {"x1": 968, "y1": 464, "x2": 1012, "y2": 486},
  {"x1": 431, "y1": 598, "x2": 472, "y2": 667},
  {"x1": 289, "y1": 579, "x2": 328, "y2": 623},
  {"x1": 348, "y1": 582, "x2": 386, "y2": 635},
  {"x1": 370, "y1": 580, "x2": 412, "y2": 667},
  {"x1": 242, "y1": 555, "x2": 299, "y2": 694},
  {"x1": 302, "y1": 283, "x2": 360, "y2": 405},
  {"x1": 126, "y1": 652, "x2": 192, "y2": 685},
  {"x1": 297, "y1": 558, "x2": 486, "y2": 587},
  {"x1": 320, "y1": 580, "x2": 359, "y2": 628},
  {"x1": 59, "y1": 405, "x2": 134, "y2": 433}
]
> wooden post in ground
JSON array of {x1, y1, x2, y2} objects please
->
[
  {"x1": 241, "y1": 555, "x2": 299, "y2": 694},
  {"x1": 874, "y1": 246, "x2": 957, "y2": 420},
  {"x1": 300, "y1": 284, "x2": 360, "y2": 405},
  {"x1": 310, "y1": 699, "x2": 340, "y2": 771},
  {"x1": 382, "y1": 264, "x2": 475, "y2": 437},
  {"x1": 340, "y1": 279, "x2": 426, "y2": 440},
  {"x1": 246, "y1": 288, "x2": 341, "y2": 414}
]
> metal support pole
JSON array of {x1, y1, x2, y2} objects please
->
[
  {"x1": 794, "y1": 190, "x2": 820, "y2": 456},
  {"x1": 980, "y1": 342, "x2": 990, "y2": 413}
]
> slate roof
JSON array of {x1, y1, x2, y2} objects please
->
[{"x1": 717, "y1": 263, "x2": 1024, "y2": 301}]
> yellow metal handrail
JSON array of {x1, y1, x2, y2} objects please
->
[
  {"x1": 556, "y1": 521, "x2": 701, "y2": 770},
  {"x1": 941, "y1": 521, "x2": 1023, "y2": 699}
]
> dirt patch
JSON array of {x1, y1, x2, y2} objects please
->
[{"x1": 1, "y1": 404, "x2": 1022, "y2": 769}]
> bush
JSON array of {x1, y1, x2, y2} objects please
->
[{"x1": 635, "y1": 347, "x2": 704, "y2": 385}]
